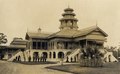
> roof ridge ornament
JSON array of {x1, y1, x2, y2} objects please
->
[
  {"x1": 27, "y1": 27, "x2": 29, "y2": 33},
  {"x1": 38, "y1": 26, "x2": 41, "y2": 33}
]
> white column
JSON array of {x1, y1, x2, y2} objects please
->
[
  {"x1": 56, "y1": 52, "x2": 58, "y2": 59},
  {"x1": 51, "y1": 52, "x2": 53, "y2": 59},
  {"x1": 54, "y1": 41, "x2": 57, "y2": 49},
  {"x1": 30, "y1": 40, "x2": 33, "y2": 49}
]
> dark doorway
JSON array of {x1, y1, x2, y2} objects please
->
[
  {"x1": 53, "y1": 52, "x2": 56, "y2": 58},
  {"x1": 42, "y1": 52, "x2": 48, "y2": 58},
  {"x1": 49, "y1": 52, "x2": 52, "y2": 58},
  {"x1": 58, "y1": 52, "x2": 64, "y2": 58},
  {"x1": 33, "y1": 52, "x2": 39, "y2": 61}
]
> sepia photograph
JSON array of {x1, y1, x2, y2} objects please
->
[{"x1": 0, "y1": 0, "x2": 120, "y2": 74}]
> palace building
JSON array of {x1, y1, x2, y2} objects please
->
[{"x1": 0, "y1": 7, "x2": 108, "y2": 62}]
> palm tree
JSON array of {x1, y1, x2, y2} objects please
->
[{"x1": 80, "y1": 46, "x2": 105, "y2": 67}]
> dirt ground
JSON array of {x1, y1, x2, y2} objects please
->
[{"x1": 0, "y1": 61, "x2": 72, "y2": 74}]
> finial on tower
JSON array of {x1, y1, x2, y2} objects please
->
[{"x1": 68, "y1": 4, "x2": 70, "y2": 8}]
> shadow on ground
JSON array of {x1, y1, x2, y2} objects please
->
[
  {"x1": 46, "y1": 62, "x2": 120, "y2": 74},
  {"x1": 13, "y1": 61, "x2": 57, "y2": 65}
]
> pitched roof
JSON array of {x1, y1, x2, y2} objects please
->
[
  {"x1": 7, "y1": 45, "x2": 26, "y2": 49},
  {"x1": 25, "y1": 26, "x2": 108, "y2": 39},
  {"x1": 26, "y1": 32, "x2": 51, "y2": 39},
  {"x1": 10, "y1": 37, "x2": 27, "y2": 45},
  {"x1": 73, "y1": 26, "x2": 108, "y2": 37}
]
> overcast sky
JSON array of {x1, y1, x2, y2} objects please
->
[{"x1": 0, "y1": 0, "x2": 120, "y2": 47}]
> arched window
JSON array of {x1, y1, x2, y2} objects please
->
[
  {"x1": 53, "y1": 52, "x2": 56, "y2": 58},
  {"x1": 49, "y1": 52, "x2": 52, "y2": 58},
  {"x1": 58, "y1": 52, "x2": 64, "y2": 58}
]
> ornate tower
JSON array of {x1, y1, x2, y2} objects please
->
[{"x1": 59, "y1": 7, "x2": 78, "y2": 30}]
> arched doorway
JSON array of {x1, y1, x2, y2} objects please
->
[
  {"x1": 58, "y1": 52, "x2": 64, "y2": 58},
  {"x1": 33, "y1": 52, "x2": 39, "y2": 61},
  {"x1": 53, "y1": 52, "x2": 56, "y2": 58},
  {"x1": 42, "y1": 52, "x2": 48, "y2": 62}
]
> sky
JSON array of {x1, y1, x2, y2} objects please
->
[{"x1": 0, "y1": 0, "x2": 120, "y2": 47}]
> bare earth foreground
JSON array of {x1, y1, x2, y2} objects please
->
[
  {"x1": 0, "y1": 60, "x2": 120, "y2": 74},
  {"x1": 47, "y1": 62, "x2": 120, "y2": 74},
  {"x1": 0, "y1": 61, "x2": 71, "y2": 74}
]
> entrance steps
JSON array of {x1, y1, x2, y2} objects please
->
[
  {"x1": 64, "y1": 49, "x2": 81, "y2": 62},
  {"x1": 8, "y1": 50, "x2": 22, "y2": 61},
  {"x1": 7, "y1": 50, "x2": 29, "y2": 62}
]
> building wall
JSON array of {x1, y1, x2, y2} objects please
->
[{"x1": 27, "y1": 49, "x2": 71, "y2": 62}]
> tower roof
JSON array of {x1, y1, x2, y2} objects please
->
[
  {"x1": 64, "y1": 7, "x2": 74, "y2": 12},
  {"x1": 59, "y1": 17, "x2": 78, "y2": 21},
  {"x1": 62, "y1": 12, "x2": 76, "y2": 16}
]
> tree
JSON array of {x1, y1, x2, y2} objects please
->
[
  {"x1": 80, "y1": 46, "x2": 105, "y2": 67},
  {"x1": 0, "y1": 33, "x2": 7, "y2": 59},
  {"x1": 0, "y1": 33, "x2": 7, "y2": 45}
]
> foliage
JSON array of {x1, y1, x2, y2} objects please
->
[
  {"x1": 81, "y1": 46, "x2": 104, "y2": 59},
  {"x1": 0, "y1": 33, "x2": 7, "y2": 45},
  {"x1": 80, "y1": 46, "x2": 105, "y2": 67}
]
